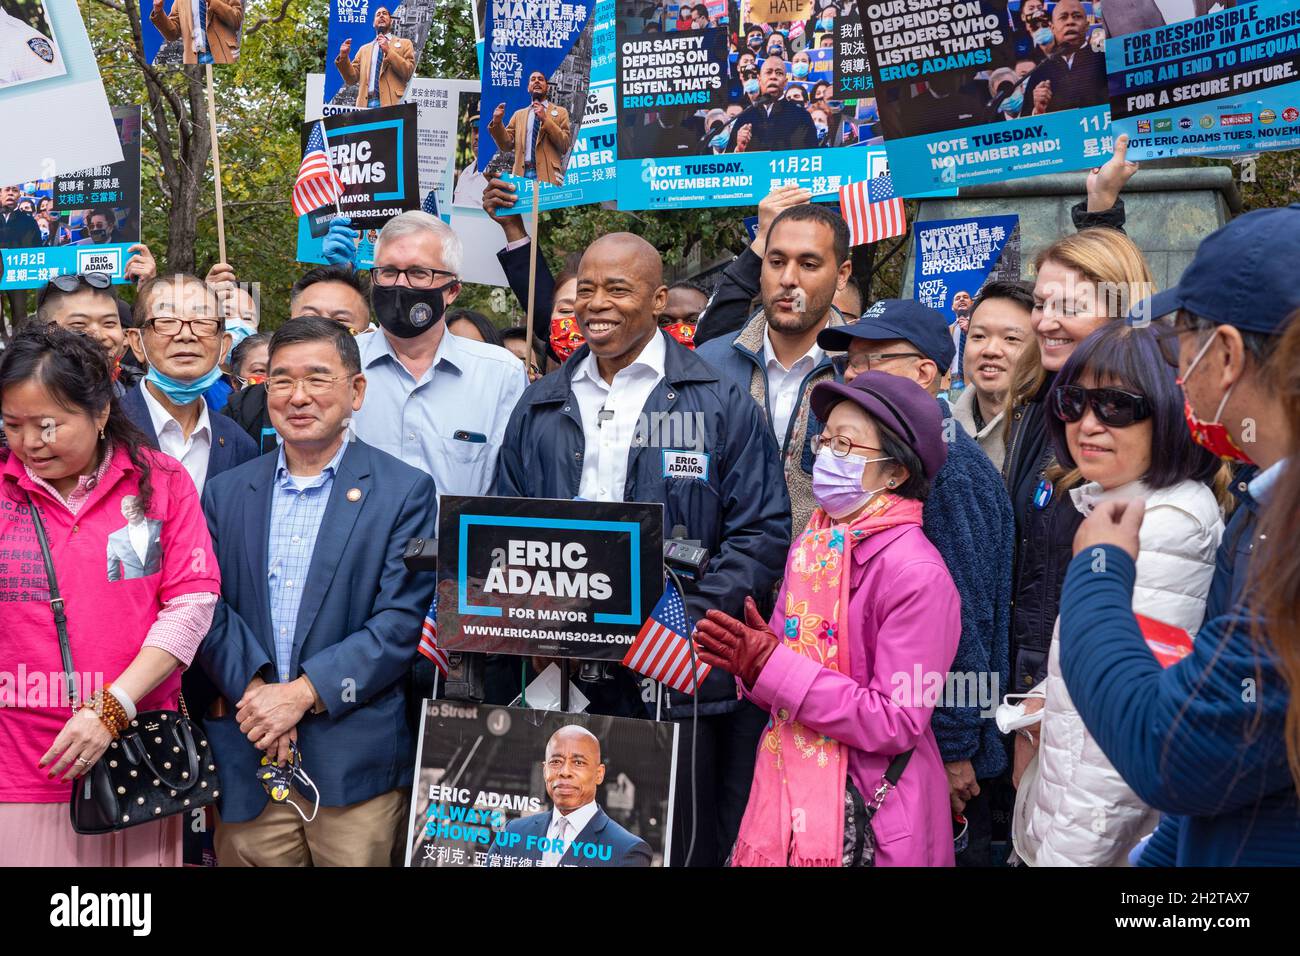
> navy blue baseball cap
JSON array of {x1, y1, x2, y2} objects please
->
[
  {"x1": 1127, "y1": 203, "x2": 1300, "y2": 335},
  {"x1": 817, "y1": 298, "x2": 956, "y2": 370}
]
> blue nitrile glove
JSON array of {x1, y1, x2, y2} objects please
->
[{"x1": 322, "y1": 215, "x2": 359, "y2": 267}]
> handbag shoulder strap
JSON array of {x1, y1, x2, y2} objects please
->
[
  {"x1": 865, "y1": 747, "x2": 914, "y2": 817},
  {"x1": 24, "y1": 491, "x2": 78, "y2": 710}
]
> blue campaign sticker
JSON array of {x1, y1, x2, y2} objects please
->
[
  {"x1": 662, "y1": 449, "x2": 709, "y2": 481},
  {"x1": 1032, "y1": 477, "x2": 1055, "y2": 511}
]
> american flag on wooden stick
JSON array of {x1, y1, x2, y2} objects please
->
[
  {"x1": 292, "y1": 121, "x2": 344, "y2": 217},
  {"x1": 622, "y1": 581, "x2": 710, "y2": 695},
  {"x1": 839, "y1": 173, "x2": 907, "y2": 247}
]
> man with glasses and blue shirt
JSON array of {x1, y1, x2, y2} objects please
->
[{"x1": 349, "y1": 211, "x2": 527, "y2": 507}]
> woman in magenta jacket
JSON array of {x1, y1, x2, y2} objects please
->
[{"x1": 696, "y1": 372, "x2": 961, "y2": 867}]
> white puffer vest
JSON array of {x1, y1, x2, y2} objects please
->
[{"x1": 1012, "y1": 478, "x2": 1224, "y2": 867}]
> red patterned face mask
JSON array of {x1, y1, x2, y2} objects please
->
[
  {"x1": 550, "y1": 315, "x2": 585, "y2": 362},
  {"x1": 1177, "y1": 333, "x2": 1254, "y2": 465},
  {"x1": 110, "y1": 355, "x2": 123, "y2": 383},
  {"x1": 662, "y1": 321, "x2": 696, "y2": 349}
]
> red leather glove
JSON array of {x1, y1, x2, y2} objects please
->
[{"x1": 693, "y1": 595, "x2": 779, "y2": 690}]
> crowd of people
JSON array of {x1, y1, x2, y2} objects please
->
[{"x1": 1, "y1": 138, "x2": 1299, "y2": 869}]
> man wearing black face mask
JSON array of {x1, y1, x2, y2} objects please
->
[{"x1": 348, "y1": 210, "x2": 527, "y2": 503}]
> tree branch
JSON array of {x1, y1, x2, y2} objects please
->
[
  {"x1": 245, "y1": 0, "x2": 295, "y2": 36},
  {"x1": 89, "y1": 0, "x2": 126, "y2": 11}
]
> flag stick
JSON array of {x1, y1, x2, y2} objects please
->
[
  {"x1": 316, "y1": 120, "x2": 343, "y2": 218},
  {"x1": 204, "y1": 64, "x2": 227, "y2": 264},
  {"x1": 525, "y1": 177, "x2": 541, "y2": 378}
]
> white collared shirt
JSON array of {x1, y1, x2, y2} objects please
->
[
  {"x1": 0, "y1": 10, "x2": 65, "y2": 88},
  {"x1": 127, "y1": 519, "x2": 153, "y2": 567},
  {"x1": 542, "y1": 800, "x2": 600, "y2": 868},
  {"x1": 141, "y1": 383, "x2": 213, "y2": 494},
  {"x1": 571, "y1": 332, "x2": 667, "y2": 502},
  {"x1": 762, "y1": 327, "x2": 822, "y2": 444},
  {"x1": 190, "y1": 0, "x2": 208, "y2": 53},
  {"x1": 350, "y1": 326, "x2": 527, "y2": 503}
]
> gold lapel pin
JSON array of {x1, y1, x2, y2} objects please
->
[{"x1": 346, "y1": 488, "x2": 362, "y2": 502}]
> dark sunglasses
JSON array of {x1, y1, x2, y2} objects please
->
[
  {"x1": 1051, "y1": 385, "x2": 1153, "y2": 427},
  {"x1": 37, "y1": 271, "x2": 113, "y2": 309}
]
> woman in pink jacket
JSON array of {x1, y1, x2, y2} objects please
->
[{"x1": 696, "y1": 372, "x2": 961, "y2": 867}]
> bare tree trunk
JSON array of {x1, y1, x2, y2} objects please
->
[{"x1": 122, "y1": 0, "x2": 211, "y2": 275}]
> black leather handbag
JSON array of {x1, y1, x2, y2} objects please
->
[{"x1": 25, "y1": 492, "x2": 221, "y2": 834}]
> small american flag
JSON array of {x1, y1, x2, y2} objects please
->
[
  {"x1": 839, "y1": 173, "x2": 907, "y2": 247},
  {"x1": 418, "y1": 593, "x2": 450, "y2": 675},
  {"x1": 293, "y1": 122, "x2": 345, "y2": 218},
  {"x1": 421, "y1": 189, "x2": 439, "y2": 218},
  {"x1": 622, "y1": 582, "x2": 710, "y2": 695}
]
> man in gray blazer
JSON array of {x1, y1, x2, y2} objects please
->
[{"x1": 106, "y1": 495, "x2": 163, "y2": 581}]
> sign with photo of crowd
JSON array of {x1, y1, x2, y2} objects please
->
[
  {"x1": 1, "y1": 106, "x2": 141, "y2": 290},
  {"x1": 436, "y1": 496, "x2": 664, "y2": 661},
  {"x1": 862, "y1": 0, "x2": 1112, "y2": 196},
  {"x1": 1106, "y1": 0, "x2": 1300, "y2": 160},
  {"x1": 405, "y1": 704, "x2": 678, "y2": 867},
  {"x1": 615, "y1": 0, "x2": 881, "y2": 209},
  {"x1": 294, "y1": 102, "x2": 421, "y2": 268}
]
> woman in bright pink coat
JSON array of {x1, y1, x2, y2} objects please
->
[{"x1": 696, "y1": 372, "x2": 960, "y2": 867}]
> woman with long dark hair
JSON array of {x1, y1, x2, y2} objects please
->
[{"x1": 0, "y1": 325, "x2": 220, "y2": 866}]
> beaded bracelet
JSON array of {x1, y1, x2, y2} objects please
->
[{"x1": 82, "y1": 688, "x2": 130, "y2": 739}]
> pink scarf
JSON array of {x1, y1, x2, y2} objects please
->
[{"x1": 730, "y1": 495, "x2": 924, "y2": 867}]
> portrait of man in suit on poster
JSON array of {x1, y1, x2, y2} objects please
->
[
  {"x1": 106, "y1": 494, "x2": 163, "y2": 582},
  {"x1": 487, "y1": 724, "x2": 652, "y2": 867}
]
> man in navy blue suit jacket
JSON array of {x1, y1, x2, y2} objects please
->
[
  {"x1": 198, "y1": 317, "x2": 437, "y2": 866},
  {"x1": 487, "y1": 725, "x2": 651, "y2": 867},
  {"x1": 121, "y1": 273, "x2": 261, "y2": 743}
]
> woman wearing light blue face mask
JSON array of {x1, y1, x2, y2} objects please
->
[
  {"x1": 693, "y1": 371, "x2": 962, "y2": 867},
  {"x1": 791, "y1": 50, "x2": 811, "y2": 80}
]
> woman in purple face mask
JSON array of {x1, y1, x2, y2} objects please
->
[{"x1": 694, "y1": 372, "x2": 961, "y2": 867}]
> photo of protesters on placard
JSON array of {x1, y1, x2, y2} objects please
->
[
  {"x1": 406, "y1": 706, "x2": 677, "y2": 868},
  {"x1": 875, "y1": 0, "x2": 1110, "y2": 139},
  {"x1": 617, "y1": 0, "x2": 877, "y2": 159},
  {"x1": 0, "y1": 0, "x2": 66, "y2": 90},
  {"x1": 142, "y1": 0, "x2": 243, "y2": 66},
  {"x1": 1, "y1": 106, "x2": 139, "y2": 264},
  {"x1": 452, "y1": 91, "x2": 487, "y2": 209}
]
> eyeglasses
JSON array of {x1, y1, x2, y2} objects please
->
[
  {"x1": 145, "y1": 316, "x2": 224, "y2": 337},
  {"x1": 845, "y1": 351, "x2": 924, "y2": 372},
  {"x1": 265, "y1": 374, "x2": 355, "y2": 397},
  {"x1": 811, "y1": 434, "x2": 885, "y2": 458},
  {"x1": 1050, "y1": 385, "x2": 1153, "y2": 427},
  {"x1": 371, "y1": 266, "x2": 459, "y2": 289}
]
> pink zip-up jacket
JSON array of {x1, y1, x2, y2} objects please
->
[{"x1": 746, "y1": 523, "x2": 961, "y2": 866}]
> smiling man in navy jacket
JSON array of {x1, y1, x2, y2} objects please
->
[
  {"x1": 494, "y1": 232, "x2": 790, "y2": 866},
  {"x1": 198, "y1": 316, "x2": 437, "y2": 866}
]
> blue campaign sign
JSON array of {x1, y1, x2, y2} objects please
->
[
  {"x1": 323, "y1": 0, "x2": 433, "y2": 109},
  {"x1": 1106, "y1": 0, "x2": 1300, "y2": 160},
  {"x1": 476, "y1": 0, "x2": 612, "y2": 213},
  {"x1": 615, "y1": 6, "x2": 881, "y2": 210},
  {"x1": 913, "y1": 215, "x2": 1018, "y2": 381},
  {"x1": 1, "y1": 106, "x2": 142, "y2": 291},
  {"x1": 436, "y1": 495, "x2": 664, "y2": 661},
  {"x1": 864, "y1": 1, "x2": 1113, "y2": 196}
]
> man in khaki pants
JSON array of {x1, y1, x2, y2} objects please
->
[
  {"x1": 197, "y1": 317, "x2": 437, "y2": 866},
  {"x1": 334, "y1": 7, "x2": 415, "y2": 109},
  {"x1": 151, "y1": 0, "x2": 243, "y2": 65}
]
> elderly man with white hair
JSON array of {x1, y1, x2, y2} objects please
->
[{"x1": 350, "y1": 210, "x2": 527, "y2": 501}]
